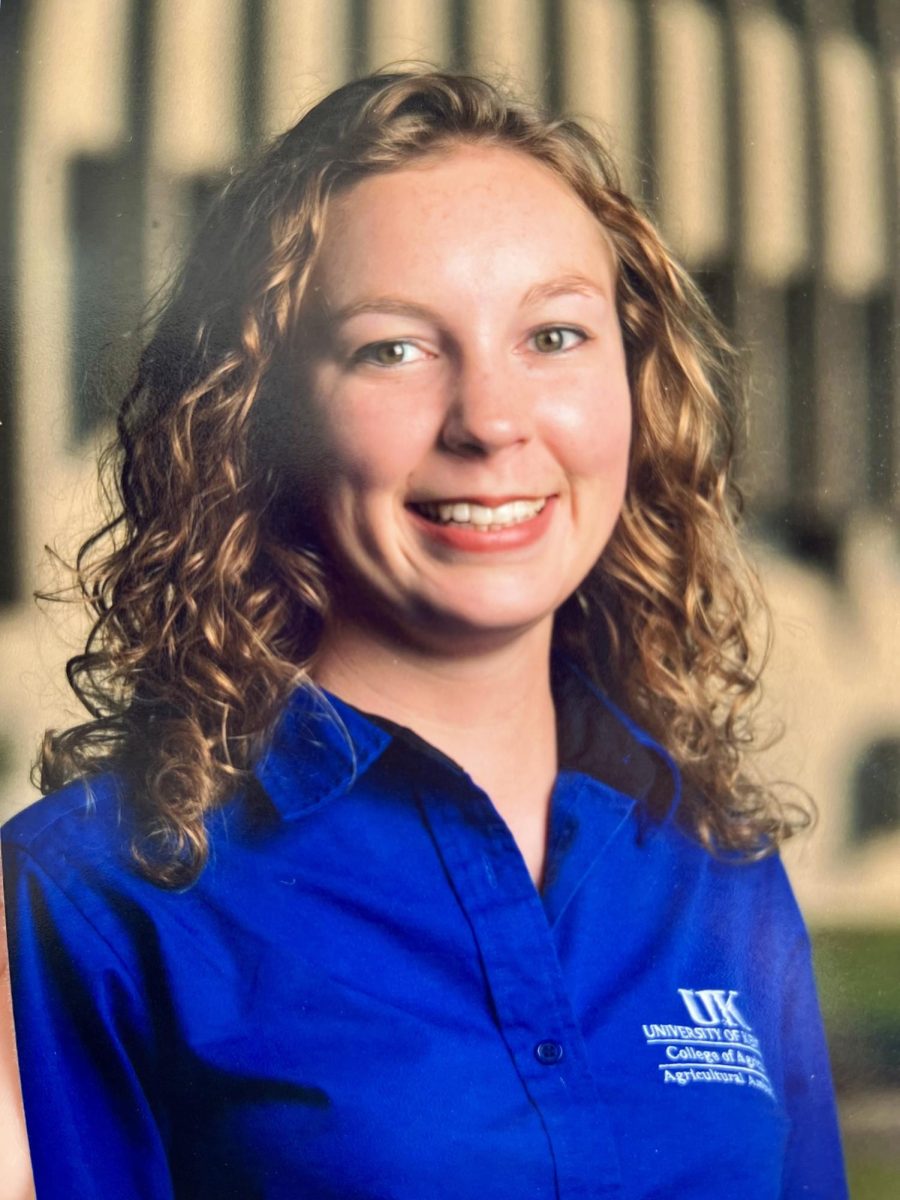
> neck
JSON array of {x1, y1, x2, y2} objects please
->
[
  {"x1": 311, "y1": 615, "x2": 558, "y2": 884},
  {"x1": 313, "y1": 612, "x2": 555, "y2": 737}
]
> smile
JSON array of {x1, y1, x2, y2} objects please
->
[{"x1": 411, "y1": 498, "x2": 547, "y2": 531}]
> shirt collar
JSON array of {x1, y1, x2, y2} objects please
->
[
  {"x1": 552, "y1": 659, "x2": 681, "y2": 822},
  {"x1": 253, "y1": 659, "x2": 680, "y2": 824},
  {"x1": 253, "y1": 685, "x2": 393, "y2": 818}
]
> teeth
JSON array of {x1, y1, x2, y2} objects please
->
[{"x1": 416, "y1": 498, "x2": 547, "y2": 529}]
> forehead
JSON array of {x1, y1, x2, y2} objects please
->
[{"x1": 311, "y1": 144, "x2": 618, "y2": 302}]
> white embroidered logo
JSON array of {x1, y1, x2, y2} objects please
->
[
  {"x1": 677, "y1": 988, "x2": 750, "y2": 1029},
  {"x1": 641, "y1": 989, "x2": 774, "y2": 1099}
]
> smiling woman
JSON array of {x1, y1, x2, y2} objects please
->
[{"x1": 1, "y1": 71, "x2": 847, "y2": 1198}]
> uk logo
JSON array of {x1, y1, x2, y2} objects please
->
[
  {"x1": 677, "y1": 988, "x2": 750, "y2": 1030},
  {"x1": 640, "y1": 987, "x2": 774, "y2": 1099}
]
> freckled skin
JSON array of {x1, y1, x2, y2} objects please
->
[{"x1": 297, "y1": 144, "x2": 632, "y2": 655}]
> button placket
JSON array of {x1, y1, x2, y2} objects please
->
[{"x1": 417, "y1": 781, "x2": 624, "y2": 1199}]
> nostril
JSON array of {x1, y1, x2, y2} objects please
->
[
  {"x1": 439, "y1": 393, "x2": 531, "y2": 456},
  {"x1": 438, "y1": 429, "x2": 492, "y2": 458}
]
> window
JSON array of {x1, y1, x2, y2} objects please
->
[
  {"x1": 68, "y1": 153, "x2": 144, "y2": 438},
  {"x1": 852, "y1": 736, "x2": 900, "y2": 841}
]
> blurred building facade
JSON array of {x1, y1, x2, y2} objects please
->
[{"x1": 0, "y1": 0, "x2": 897, "y2": 922}]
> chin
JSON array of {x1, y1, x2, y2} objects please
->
[{"x1": 405, "y1": 592, "x2": 560, "y2": 644}]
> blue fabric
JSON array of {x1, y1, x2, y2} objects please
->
[{"x1": 2, "y1": 666, "x2": 847, "y2": 1198}]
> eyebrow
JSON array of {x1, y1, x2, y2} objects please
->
[
  {"x1": 520, "y1": 273, "x2": 611, "y2": 307},
  {"x1": 327, "y1": 297, "x2": 441, "y2": 325},
  {"x1": 325, "y1": 272, "x2": 612, "y2": 327}
]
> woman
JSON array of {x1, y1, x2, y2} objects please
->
[{"x1": 2, "y1": 71, "x2": 846, "y2": 1198}]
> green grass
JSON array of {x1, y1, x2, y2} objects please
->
[
  {"x1": 811, "y1": 928, "x2": 900, "y2": 1090},
  {"x1": 811, "y1": 928, "x2": 900, "y2": 1197},
  {"x1": 845, "y1": 1154, "x2": 900, "y2": 1200},
  {"x1": 813, "y1": 928, "x2": 900, "y2": 1027}
]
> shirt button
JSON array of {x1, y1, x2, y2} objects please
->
[{"x1": 534, "y1": 1039, "x2": 564, "y2": 1065}]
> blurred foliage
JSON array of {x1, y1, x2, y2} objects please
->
[
  {"x1": 812, "y1": 928, "x2": 900, "y2": 1200},
  {"x1": 846, "y1": 1157, "x2": 900, "y2": 1199},
  {"x1": 812, "y1": 928, "x2": 900, "y2": 1090}
]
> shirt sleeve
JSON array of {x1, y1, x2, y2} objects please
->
[
  {"x1": 2, "y1": 840, "x2": 175, "y2": 1200},
  {"x1": 780, "y1": 930, "x2": 848, "y2": 1199}
]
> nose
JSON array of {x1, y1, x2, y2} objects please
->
[{"x1": 439, "y1": 355, "x2": 532, "y2": 457}]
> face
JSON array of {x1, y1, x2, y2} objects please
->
[{"x1": 296, "y1": 144, "x2": 632, "y2": 653}]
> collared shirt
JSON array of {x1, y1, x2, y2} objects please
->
[{"x1": 2, "y1": 665, "x2": 847, "y2": 1198}]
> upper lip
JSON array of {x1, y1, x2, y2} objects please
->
[{"x1": 407, "y1": 494, "x2": 553, "y2": 506}]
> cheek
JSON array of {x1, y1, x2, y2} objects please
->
[
  {"x1": 305, "y1": 406, "x2": 436, "y2": 495},
  {"x1": 563, "y1": 380, "x2": 633, "y2": 482}
]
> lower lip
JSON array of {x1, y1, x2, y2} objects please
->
[{"x1": 407, "y1": 498, "x2": 556, "y2": 553}]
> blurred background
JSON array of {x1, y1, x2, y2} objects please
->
[{"x1": 0, "y1": 0, "x2": 898, "y2": 1192}]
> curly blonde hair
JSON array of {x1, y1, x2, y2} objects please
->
[{"x1": 41, "y1": 70, "x2": 807, "y2": 885}]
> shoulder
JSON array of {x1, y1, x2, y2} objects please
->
[
  {"x1": 651, "y1": 815, "x2": 811, "y2": 950},
  {"x1": 2, "y1": 775, "x2": 129, "y2": 865},
  {"x1": 2, "y1": 776, "x2": 185, "y2": 987},
  {"x1": 3, "y1": 776, "x2": 120, "y2": 843}
]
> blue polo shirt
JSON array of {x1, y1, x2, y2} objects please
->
[{"x1": 2, "y1": 666, "x2": 846, "y2": 1198}]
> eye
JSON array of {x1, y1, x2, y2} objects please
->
[
  {"x1": 354, "y1": 340, "x2": 427, "y2": 367},
  {"x1": 529, "y1": 326, "x2": 586, "y2": 354}
]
